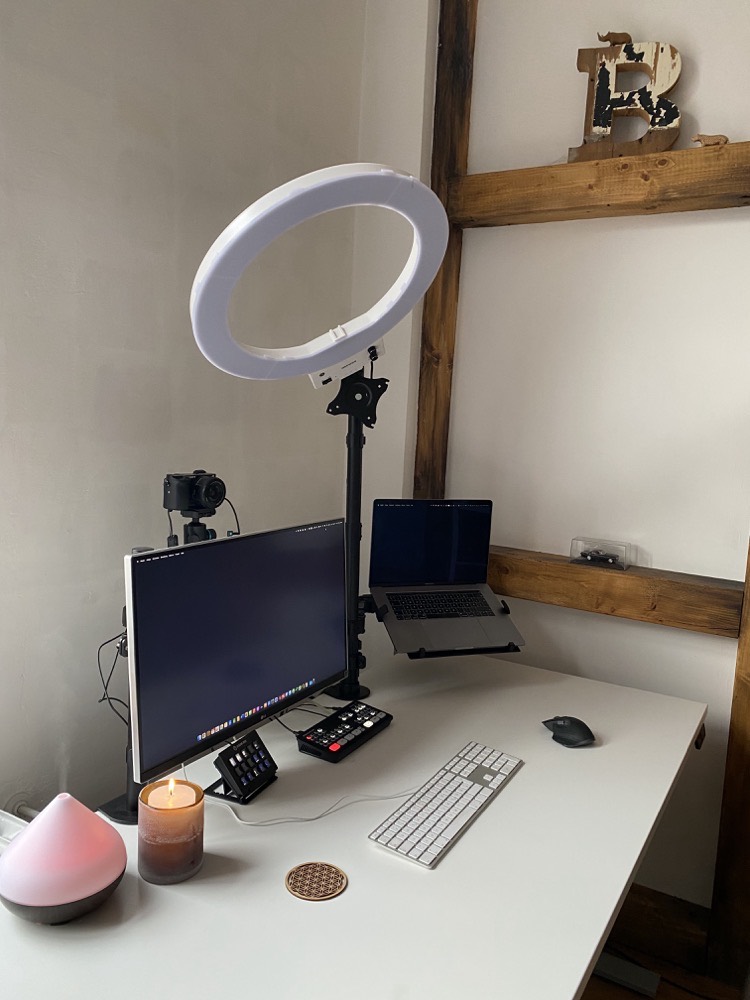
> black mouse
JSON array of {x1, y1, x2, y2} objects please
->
[{"x1": 543, "y1": 716, "x2": 595, "y2": 748}]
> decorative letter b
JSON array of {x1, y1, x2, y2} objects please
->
[{"x1": 569, "y1": 41, "x2": 681, "y2": 162}]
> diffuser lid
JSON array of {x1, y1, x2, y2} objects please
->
[{"x1": 0, "y1": 793, "x2": 126, "y2": 906}]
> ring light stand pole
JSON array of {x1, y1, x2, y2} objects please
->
[{"x1": 324, "y1": 364, "x2": 388, "y2": 700}]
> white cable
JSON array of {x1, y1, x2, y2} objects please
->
[{"x1": 206, "y1": 786, "x2": 419, "y2": 827}]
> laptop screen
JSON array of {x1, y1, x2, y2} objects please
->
[{"x1": 369, "y1": 499, "x2": 493, "y2": 587}]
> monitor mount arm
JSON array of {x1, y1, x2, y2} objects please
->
[{"x1": 324, "y1": 364, "x2": 388, "y2": 701}]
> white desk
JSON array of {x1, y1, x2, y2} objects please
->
[{"x1": 0, "y1": 655, "x2": 705, "y2": 1000}]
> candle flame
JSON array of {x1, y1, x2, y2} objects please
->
[{"x1": 168, "y1": 778, "x2": 175, "y2": 797}]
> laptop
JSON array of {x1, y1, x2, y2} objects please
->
[{"x1": 368, "y1": 499, "x2": 525, "y2": 658}]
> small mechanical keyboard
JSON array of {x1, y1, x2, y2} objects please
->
[
  {"x1": 211, "y1": 730, "x2": 278, "y2": 803},
  {"x1": 297, "y1": 701, "x2": 393, "y2": 762},
  {"x1": 369, "y1": 741, "x2": 522, "y2": 868},
  {"x1": 387, "y1": 590, "x2": 494, "y2": 620}
]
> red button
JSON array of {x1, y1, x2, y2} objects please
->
[{"x1": 329, "y1": 742, "x2": 341, "y2": 752}]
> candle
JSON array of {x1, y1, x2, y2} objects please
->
[
  {"x1": 138, "y1": 779, "x2": 204, "y2": 885},
  {"x1": 144, "y1": 780, "x2": 197, "y2": 809}
]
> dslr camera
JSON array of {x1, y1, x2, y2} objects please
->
[{"x1": 163, "y1": 470, "x2": 226, "y2": 517}]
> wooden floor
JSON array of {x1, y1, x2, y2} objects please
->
[{"x1": 582, "y1": 949, "x2": 742, "y2": 1000}]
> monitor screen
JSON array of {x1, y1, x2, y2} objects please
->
[{"x1": 125, "y1": 518, "x2": 347, "y2": 783}]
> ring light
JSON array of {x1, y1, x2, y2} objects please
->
[{"x1": 189, "y1": 163, "x2": 449, "y2": 382}]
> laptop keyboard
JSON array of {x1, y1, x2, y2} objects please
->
[{"x1": 387, "y1": 590, "x2": 495, "y2": 620}]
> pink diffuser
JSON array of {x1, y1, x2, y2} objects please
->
[{"x1": 0, "y1": 793, "x2": 127, "y2": 924}]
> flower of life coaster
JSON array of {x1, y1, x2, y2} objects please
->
[{"x1": 285, "y1": 862, "x2": 348, "y2": 901}]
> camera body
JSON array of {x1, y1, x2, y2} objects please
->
[{"x1": 163, "y1": 470, "x2": 226, "y2": 517}]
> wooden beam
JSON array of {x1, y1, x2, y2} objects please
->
[
  {"x1": 708, "y1": 538, "x2": 750, "y2": 985},
  {"x1": 448, "y1": 142, "x2": 750, "y2": 228},
  {"x1": 413, "y1": 0, "x2": 477, "y2": 499},
  {"x1": 488, "y1": 546, "x2": 743, "y2": 637},
  {"x1": 414, "y1": 227, "x2": 463, "y2": 500}
]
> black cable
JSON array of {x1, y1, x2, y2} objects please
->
[
  {"x1": 225, "y1": 497, "x2": 241, "y2": 534},
  {"x1": 274, "y1": 716, "x2": 302, "y2": 736},
  {"x1": 288, "y1": 707, "x2": 329, "y2": 719},
  {"x1": 106, "y1": 696, "x2": 130, "y2": 716},
  {"x1": 166, "y1": 510, "x2": 179, "y2": 546},
  {"x1": 100, "y1": 646, "x2": 129, "y2": 725},
  {"x1": 97, "y1": 633, "x2": 129, "y2": 726},
  {"x1": 97, "y1": 632, "x2": 122, "y2": 684},
  {"x1": 271, "y1": 705, "x2": 337, "y2": 743}
]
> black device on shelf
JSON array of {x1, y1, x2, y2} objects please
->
[
  {"x1": 207, "y1": 730, "x2": 278, "y2": 803},
  {"x1": 124, "y1": 517, "x2": 348, "y2": 788},
  {"x1": 297, "y1": 701, "x2": 393, "y2": 762}
]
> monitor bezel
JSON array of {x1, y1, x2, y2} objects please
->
[{"x1": 125, "y1": 518, "x2": 347, "y2": 784}]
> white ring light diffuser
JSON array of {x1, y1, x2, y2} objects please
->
[{"x1": 189, "y1": 163, "x2": 449, "y2": 381}]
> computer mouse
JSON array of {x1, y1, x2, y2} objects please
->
[{"x1": 543, "y1": 716, "x2": 595, "y2": 748}]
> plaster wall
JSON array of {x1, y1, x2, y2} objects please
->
[{"x1": 0, "y1": 0, "x2": 369, "y2": 811}]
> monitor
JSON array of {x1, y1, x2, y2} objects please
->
[{"x1": 125, "y1": 518, "x2": 347, "y2": 784}]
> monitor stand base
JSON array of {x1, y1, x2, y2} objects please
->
[
  {"x1": 98, "y1": 792, "x2": 139, "y2": 826},
  {"x1": 98, "y1": 743, "x2": 143, "y2": 825},
  {"x1": 325, "y1": 679, "x2": 370, "y2": 701}
]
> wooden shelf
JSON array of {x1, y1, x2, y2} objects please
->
[
  {"x1": 488, "y1": 546, "x2": 743, "y2": 637},
  {"x1": 449, "y1": 142, "x2": 750, "y2": 227}
]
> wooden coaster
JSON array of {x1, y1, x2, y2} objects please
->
[{"x1": 285, "y1": 862, "x2": 348, "y2": 901}]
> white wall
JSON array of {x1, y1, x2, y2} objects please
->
[
  {"x1": 0, "y1": 0, "x2": 371, "y2": 812},
  {"x1": 446, "y1": 2, "x2": 750, "y2": 906}
]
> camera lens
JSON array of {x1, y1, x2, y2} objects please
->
[{"x1": 197, "y1": 475, "x2": 226, "y2": 509}]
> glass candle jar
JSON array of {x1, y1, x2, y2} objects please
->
[{"x1": 137, "y1": 779, "x2": 204, "y2": 885}]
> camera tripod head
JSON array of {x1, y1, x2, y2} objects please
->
[{"x1": 182, "y1": 516, "x2": 217, "y2": 545}]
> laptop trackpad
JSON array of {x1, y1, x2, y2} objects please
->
[{"x1": 421, "y1": 619, "x2": 487, "y2": 650}]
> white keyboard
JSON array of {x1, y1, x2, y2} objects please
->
[{"x1": 368, "y1": 741, "x2": 522, "y2": 868}]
